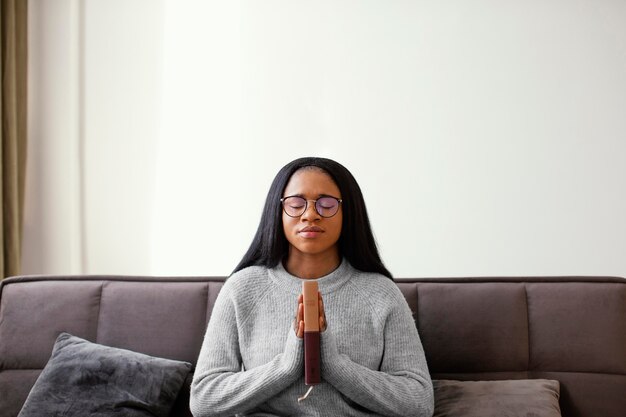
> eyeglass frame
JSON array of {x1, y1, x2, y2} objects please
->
[{"x1": 280, "y1": 195, "x2": 343, "y2": 218}]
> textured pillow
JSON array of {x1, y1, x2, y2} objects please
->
[
  {"x1": 433, "y1": 379, "x2": 562, "y2": 417},
  {"x1": 18, "y1": 332, "x2": 192, "y2": 417}
]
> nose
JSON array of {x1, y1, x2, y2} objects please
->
[{"x1": 301, "y1": 200, "x2": 321, "y2": 221}]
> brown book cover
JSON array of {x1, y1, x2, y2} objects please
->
[{"x1": 303, "y1": 281, "x2": 321, "y2": 385}]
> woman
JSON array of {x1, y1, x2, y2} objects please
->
[{"x1": 190, "y1": 157, "x2": 434, "y2": 417}]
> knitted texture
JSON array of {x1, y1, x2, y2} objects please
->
[{"x1": 190, "y1": 260, "x2": 434, "y2": 417}]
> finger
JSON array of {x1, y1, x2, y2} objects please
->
[
  {"x1": 297, "y1": 302, "x2": 304, "y2": 322},
  {"x1": 296, "y1": 302, "x2": 304, "y2": 333},
  {"x1": 318, "y1": 292, "x2": 326, "y2": 332},
  {"x1": 297, "y1": 320, "x2": 304, "y2": 338}
]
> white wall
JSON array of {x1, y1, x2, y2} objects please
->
[
  {"x1": 23, "y1": 0, "x2": 626, "y2": 278},
  {"x1": 82, "y1": 0, "x2": 162, "y2": 274}
]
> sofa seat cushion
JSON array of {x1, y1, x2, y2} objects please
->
[
  {"x1": 17, "y1": 333, "x2": 192, "y2": 417},
  {"x1": 433, "y1": 379, "x2": 561, "y2": 417}
]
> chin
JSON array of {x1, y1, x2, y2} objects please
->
[
  {"x1": 294, "y1": 246, "x2": 329, "y2": 256},
  {"x1": 292, "y1": 242, "x2": 338, "y2": 257}
]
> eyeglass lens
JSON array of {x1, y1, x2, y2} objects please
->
[{"x1": 282, "y1": 196, "x2": 340, "y2": 218}]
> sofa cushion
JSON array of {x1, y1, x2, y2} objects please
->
[
  {"x1": 526, "y1": 282, "x2": 626, "y2": 374},
  {"x1": 17, "y1": 333, "x2": 191, "y2": 417},
  {"x1": 433, "y1": 379, "x2": 561, "y2": 417},
  {"x1": 416, "y1": 283, "x2": 529, "y2": 373}
]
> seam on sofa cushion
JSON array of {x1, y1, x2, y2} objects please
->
[
  {"x1": 204, "y1": 283, "x2": 210, "y2": 328},
  {"x1": 95, "y1": 282, "x2": 104, "y2": 343},
  {"x1": 524, "y1": 283, "x2": 530, "y2": 372},
  {"x1": 413, "y1": 283, "x2": 419, "y2": 329}
]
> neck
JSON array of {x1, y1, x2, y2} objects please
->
[{"x1": 284, "y1": 249, "x2": 341, "y2": 279}]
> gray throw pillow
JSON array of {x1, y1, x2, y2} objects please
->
[
  {"x1": 18, "y1": 332, "x2": 192, "y2": 417},
  {"x1": 433, "y1": 379, "x2": 562, "y2": 417}
]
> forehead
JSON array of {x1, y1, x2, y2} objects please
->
[{"x1": 283, "y1": 168, "x2": 341, "y2": 198}]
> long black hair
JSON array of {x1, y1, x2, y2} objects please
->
[{"x1": 233, "y1": 157, "x2": 392, "y2": 279}]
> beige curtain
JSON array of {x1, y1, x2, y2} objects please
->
[{"x1": 0, "y1": 0, "x2": 27, "y2": 279}]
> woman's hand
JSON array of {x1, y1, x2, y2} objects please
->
[{"x1": 294, "y1": 291, "x2": 326, "y2": 338}]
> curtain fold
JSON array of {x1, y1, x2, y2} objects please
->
[{"x1": 0, "y1": 0, "x2": 27, "y2": 279}]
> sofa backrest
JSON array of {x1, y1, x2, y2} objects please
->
[
  {"x1": 396, "y1": 277, "x2": 626, "y2": 417},
  {"x1": 1, "y1": 275, "x2": 624, "y2": 417}
]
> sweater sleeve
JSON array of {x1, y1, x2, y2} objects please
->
[
  {"x1": 190, "y1": 285, "x2": 304, "y2": 417},
  {"x1": 320, "y1": 295, "x2": 434, "y2": 417}
]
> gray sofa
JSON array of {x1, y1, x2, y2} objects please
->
[{"x1": 0, "y1": 274, "x2": 624, "y2": 416}]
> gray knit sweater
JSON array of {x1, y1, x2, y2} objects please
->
[{"x1": 190, "y1": 259, "x2": 434, "y2": 417}]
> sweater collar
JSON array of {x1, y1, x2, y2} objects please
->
[{"x1": 269, "y1": 258, "x2": 355, "y2": 295}]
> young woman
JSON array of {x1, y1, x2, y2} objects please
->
[{"x1": 190, "y1": 157, "x2": 434, "y2": 417}]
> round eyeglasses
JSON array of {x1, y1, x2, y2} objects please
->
[{"x1": 280, "y1": 196, "x2": 343, "y2": 218}]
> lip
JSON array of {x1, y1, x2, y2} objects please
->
[
  {"x1": 298, "y1": 226, "x2": 324, "y2": 238},
  {"x1": 299, "y1": 226, "x2": 324, "y2": 233}
]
